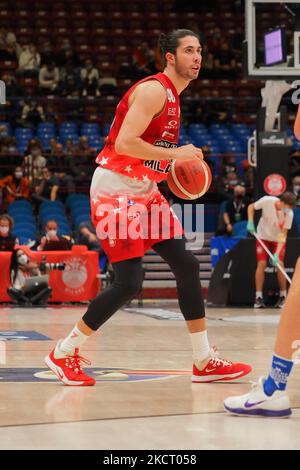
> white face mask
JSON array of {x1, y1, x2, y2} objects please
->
[
  {"x1": 14, "y1": 172, "x2": 23, "y2": 179},
  {"x1": 47, "y1": 229, "x2": 57, "y2": 238},
  {"x1": 18, "y1": 254, "x2": 28, "y2": 265},
  {"x1": 0, "y1": 226, "x2": 9, "y2": 235}
]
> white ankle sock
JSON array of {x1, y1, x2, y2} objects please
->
[
  {"x1": 256, "y1": 291, "x2": 263, "y2": 299},
  {"x1": 55, "y1": 325, "x2": 89, "y2": 358},
  {"x1": 189, "y1": 331, "x2": 210, "y2": 363},
  {"x1": 280, "y1": 290, "x2": 287, "y2": 298}
]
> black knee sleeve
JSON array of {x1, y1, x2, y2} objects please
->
[
  {"x1": 153, "y1": 238, "x2": 205, "y2": 321},
  {"x1": 82, "y1": 257, "x2": 143, "y2": 331}
]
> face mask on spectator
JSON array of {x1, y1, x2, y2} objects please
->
[
  {"x1": 31, "y1": 148, "x2": 40, "y2": 157},
  {"x1": 14, "y1": 171, "x2": 23, "y2": 179},
  {"x1": 0, "y1": 226, "x2": 9, "y2": 235},
  {"x1": 293, "y1": 185, "x2": 300, "y2": 194},
  {"x1": 18, "y1": 254, "x2": 28, "y2": 265},
  {"x1": 47, "y1": 229, "x2": 57, "y2": 238},
  {"x1": 234, "y1": 193, "x2": 244, "y2": 200}
]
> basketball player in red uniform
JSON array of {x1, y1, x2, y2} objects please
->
[{"x1": 45, "y1": 30, "x2": 251, "y2": 386}]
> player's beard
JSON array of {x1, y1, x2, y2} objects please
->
[{"x1": 174, "y1": 58, "x2": 199, "y2": 81}]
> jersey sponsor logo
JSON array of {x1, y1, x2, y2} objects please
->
[
  {"x1": 167, "y1": 107, "x2": 177, "y2": 116},
  {"x1": 0, "y1": 367, "x2": 190, "y2": 383},
  {"x1": 154, "y1": 139, "x2": 177, "y2": 149},
  {"x1": 168, "y1": 120, "x2": 178, "y2": 127},
  {"x1": 144, "y1": 160, "x2": 171, "y2": 173},
  {"x1": 162, "y1": 130, "x2": 175, "y2": 140}
]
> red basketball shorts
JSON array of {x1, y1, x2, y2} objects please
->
[
  {"x1": 256, "y1": 239, "x2": 286, "y2": 263},
  {"x1": 90, "y1": 168, "x2": 184, "y2": 263}
]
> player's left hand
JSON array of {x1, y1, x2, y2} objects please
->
[{"x1": 271, "y1": 253, "x2": 280, "y2": 267}]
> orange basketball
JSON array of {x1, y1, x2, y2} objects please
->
[{"x1": 167, "y1": 159, "x2": 212, "y2": 200}]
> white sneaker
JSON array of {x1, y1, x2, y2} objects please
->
[{"x1": 223, "y1": 377, "x2": 292, "y2": 417}]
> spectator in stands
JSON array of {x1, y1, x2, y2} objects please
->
[
  {"x1": 17, "y1": 100, "x2": 45, "y2": 129},
  {"x1": 71, "y1": 136, "x2": 96, "y2": 184},
  {"x1": 80, "y1": 59, "x2": 100, "y2": 97},
  {"x1": 208, "y1": 27, "x2": 222, "y2": 52},
  {"x1": 39, "y1": 62, "x2": 60, "y2": 95},
  {"x1": 132, "y1": 41, "x2": 156, "y2": 78},
  {"x1": 48, "y1": 143, "x2": 74, "y2": 196},
  {"x1": 0, "y1": 214, "x2": 18, "y2": 251},
  {"x1": 220, "y1": 153, "x2": 238, "y2": 177},
  {"x1": 31, "y1": 167, "x2": 59, "y2": 204},
  {"x1": 40, "y1": 41, "x2": 56, "y2": 67},
  {"x1": 2, "y1": 72, "x2": 24, "y2": 97},
  {"x1": 6, "y1": 32, "x2": 22, "y2": 60},
  {"x1": 18, "y1": 44, "x2": 41, "y2": 77},
  {"x1": 223, "y1": 185, "x2": 249, "y2": 236},
  {"x1": 44, "y1": 102, "x2": 58, "y2": 125},
  {"x1": 60, "y1": 64, "x2": 81, "y2": 98},
  {"x1": 8, "y1": 247, "x2": 52, "y2": 306},
  {"x1": 49, "y1": 137, "x2": 58, "y2": 156},
  {"x1": 37, "y1": 219, "x2": 72, "y2": 251},
  {"x1": 216, "y1": 170, "x2": 244, "y2": 201},
  {"x1": 65, "y1": 138, "x2": 74, "y2": 157},
  {"x1": 56, "y1": 38, "x2": 80, "y2": 69},
  {"x1": 0, "y1": 28, "x2": 7, "y2": 60},
  {"x1": 37, "y1": 219, "x2": 74, "y2": 251},
  {"x1": 214, "y1": 42, "x2": 237, "y2": 79},
  {"x1": 76, "y1": 221, "x2": 103, "y2": 255},
  {"x1": 292, "y1": 175, "x2": 300, "y2": 206},
  {"x1": 290, "y1": 148, "x2": 300, "y2": 177},
  {"x1": 0, "y1": 136, "x2": 18, "y2": 155},
  {"x1": 230, "y1": 26, "x2": 244, "y2": 60},
  {"x1": 23, "y1": 142, "x2": 47, "y2": 182},
  {"x1": 199, "y1": 44, "x2": 215, "y2": 79},
  {"x1": 0, "y1": 166, "x2": 30, "y2": 209},
  {"x1": 0, "y1": 31, "x2": 21, "y2": 61}
]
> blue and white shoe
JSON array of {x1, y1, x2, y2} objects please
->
[{"x1": 224, "y1": 377, "x2": 292, "y2": 417}]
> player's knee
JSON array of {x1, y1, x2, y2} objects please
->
[
  {"x1": 257, "y1": 260, "x2": 267, "y2": 269},
  {"x1": 173, "y1": 252, "x2": 199, "y2": 278},
  {"x1": 114, "y1": 276, "x2": 143, "y2": 298}
]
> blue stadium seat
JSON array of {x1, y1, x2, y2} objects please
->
[
  {"x1": 13, "y1": 222, "x2": 37, "y2": 233},
  {"x1": 12, "y1": 214, "x2": 35, "y2": 225},
  {"x1": 13, "y1": 229, "x2": 37, "y2": 243},
  {"x1": 66, "y1": 193, "x2": 89, "y2": 208},
  {"x1": 40, "y1": 214, "x2": 68, "y2": 226}
]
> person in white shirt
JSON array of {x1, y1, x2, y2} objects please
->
[
  {"x1": 18, "y1": 44, "x2": 41, "y2": 77},
  {"x1": 247, "y1": 192, "x2": 297, "y2": 308}
]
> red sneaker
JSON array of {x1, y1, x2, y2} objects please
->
[
  {"x1": 45, "y1": 344, "x2": 96, "y2": 386},
  {"x1": 192, "y1": 347, "x2": 252, "y2": 383}
]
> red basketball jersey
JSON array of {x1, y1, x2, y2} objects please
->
[{"x1": 95, "y1": 73, "x2": 180, "y2": 182}]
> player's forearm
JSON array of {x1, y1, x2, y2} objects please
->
[
  {"x1": 247, "y1": 203, "x2": 255, "y2": 220},
  {"x1": 115, "y1": 137, "x2": 176, "y2": 161}
]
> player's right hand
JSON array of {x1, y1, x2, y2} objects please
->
[
  {"x1": 173, "y1": 144, "x2": 204, "y2": 161},
  {"x1": 247, "y1": 220, "x2": 255, "y2": 234}
]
